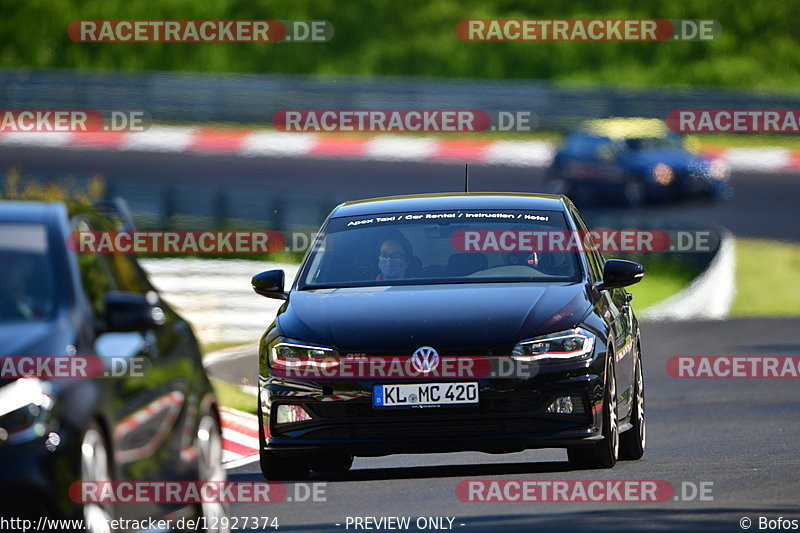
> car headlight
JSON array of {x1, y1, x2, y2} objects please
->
[
  {"x1": 708, "y1": 159, "x2": 729, "y2": 180},
  {"x1": 271, "y1": 341, "x2": 340, "y2": 371},
  {"x1": 0, "y1": 377, "x2": 54, "y2": 445},
  {"x1": 652, "y1": 163, "x2": 674, "y2": 186},
  {"x1": 511, "y1": 328, "x2": 595, "y2": 361}
]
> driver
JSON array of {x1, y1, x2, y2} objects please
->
[{"x1": 376, "y1": 231, "x2": 413, "y2": 280}]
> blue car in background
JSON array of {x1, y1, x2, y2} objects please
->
[{"x1": 547, "y1": 118, "x2": 732, "y2": 206}]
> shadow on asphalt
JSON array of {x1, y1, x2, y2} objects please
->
[
  {"x1": 229, "y1": 459, "x2": 577, "y2": 483},
  {"x1": 321, "y1": 460, "x2": 578, "y2": 482}
]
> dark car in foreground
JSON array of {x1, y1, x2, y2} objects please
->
[
  {"x1": 253, "y1": 193, "x2": 646, "y2": 479},
  {"x1": 0, "y1": 201, "x2": 225, "y2": 531},
  {"x1": 548, "y1": 118, "x2": 731, "y2": 206}
]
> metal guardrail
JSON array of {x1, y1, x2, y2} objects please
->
[
  {"x1": 2, "y1": 68, "x2": 800, "y2": 130},
  {"x1": 0, "y1": 171, "x2": 335, "y2": 231}
]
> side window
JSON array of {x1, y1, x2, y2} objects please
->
[
  {"x1": 74, "y1": 219, "x2": 118, "y2": 325},
  {"x1": 568, "y1": 206, "x2": 604, "y2": 282},
  {"x1": 107, "y1": 253, "x2": 152, "y2": 294}
]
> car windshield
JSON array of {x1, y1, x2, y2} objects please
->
[
  {"x1": 299, "y1": 209, "x2": 583, "y2": 289},
  {"x1": 0, "y1": 223, "x2": 57, "y2": 322}
]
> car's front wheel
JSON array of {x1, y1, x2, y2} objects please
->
[
  {"x1": 620, "y1": 350, "x2": 646, "y2": 460},
  {"x1": 197, "y1": 413, "x2": 229, "y2": 533},
  {"x1": 81, "y1": 422, "x2": 114, "y2": 533},
  {"x1": 568, "y1": 353, "x2": 619, "y2": 469}
]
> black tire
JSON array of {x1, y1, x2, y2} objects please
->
[
  {"x1": 309, "y1": 453, "x2": 354, "y2": 474},
  {"x1": 620, "y1": 350, "x2": 646, "y2": 460},
  {"x1": 568, "y1": 351, "x2": 619, "y2": 469}
]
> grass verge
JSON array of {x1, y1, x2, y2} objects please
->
[
  {"x1": 731, "y1": 239, "x2": 800, "y2": 317},
  {"x1": 201, "y1": 341, "x2": 250, "y2": 356},
  {"x1": 210, "y1": 377, "x2": 257, "y2": 415},
  {"x1": 628, "y1": 268, "x2": 697, "y2": 310},
  {"x1": 625, "y1": 259, "x2": 698, "y2": 310}
]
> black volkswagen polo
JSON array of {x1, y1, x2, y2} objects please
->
[{"x1": 253, "y1": 193, "x2": 646, "y2": 479}]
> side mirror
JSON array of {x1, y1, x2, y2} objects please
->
[
  {"x1": 105, "y1": 292, "x2": 166, "y2": 332},
  {"x1": 596, "y1": 259, "x2": 644, "y2": 290},
  {"x1": 252, "y1": 270, "x2": 288, "y2": 300}
]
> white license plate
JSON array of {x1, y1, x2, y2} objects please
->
[{"x1": 373, "y1": 382, "x2": 479, "y2": 407}]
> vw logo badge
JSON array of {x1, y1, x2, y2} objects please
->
[{"x1": 411, "y1": 346, "x2": 440, "y2": 374}]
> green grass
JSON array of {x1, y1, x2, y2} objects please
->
[
  {"x1": 2, "y1": 0, "x2": 800, "y2": 89},
  {"x1": 731, "y1": 239, "x2": 800, "y2": 317},
  {"x1": 210, "y1": 377, "x2": 257, "y2": 415},
  {"x1": 623, "y1": 258, "x2": 698, "y2": 309},
  {"x1": 628, "y1": 269, "x2": 696, "y2": 309}
]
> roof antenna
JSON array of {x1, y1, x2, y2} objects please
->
[{"x1": 464, "y1": 163, "x2": 470, "y2": 194}]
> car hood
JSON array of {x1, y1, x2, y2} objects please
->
[{"x1": 277, "y1": 283, "x2": 596, "y2": 354}]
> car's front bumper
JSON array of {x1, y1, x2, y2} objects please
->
[{"x1": 259, "y1": 359, "x2": 607, "y2": 458}]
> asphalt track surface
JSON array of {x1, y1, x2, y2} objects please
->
[{"x1": 2, "y1": 147, "x2": 799, "y2": 531}]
